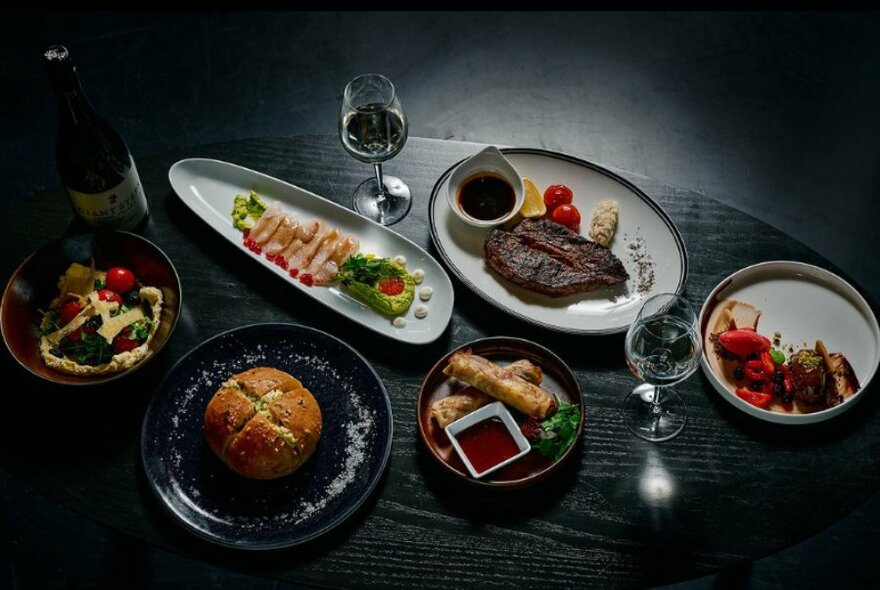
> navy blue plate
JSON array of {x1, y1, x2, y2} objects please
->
[{"x1": 140, "y1": 323, "x2": 393, "y2": 550}]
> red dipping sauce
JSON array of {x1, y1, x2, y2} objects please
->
[{"x1": 455, "y1": 417, "x2": 522, "y2": 474}]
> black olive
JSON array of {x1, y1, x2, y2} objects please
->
[
  {"x1": 733, "y1": 366, "x2": 744, "y2": 380},
  {"x1": 750, "y1": 381, "x2": 763, "y2": 392},
  {"x1": 50, "y1": 348, "x2": 63, "y2": 358},
  {"x1": 125, "y1": 290, "x2": 141, "y2": 306},
  {"x1": 775, "y1": 372, "x2": 785, "y2": 383},
  {"x1": 86, "y1": 315, "x2": 103, "y2": 329},
  {"x1": 775, "y1": 384, "x2": 785, "y2": 395},
  {"x1": 783, "y1": 395, "x2": 793, "y2": 404}
]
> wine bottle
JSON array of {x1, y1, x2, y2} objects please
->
[{"x1": 43, "y1": 45, "x2": 148, "y2": 231}]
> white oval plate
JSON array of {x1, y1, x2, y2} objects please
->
[
  {"x1": 429, "y1": 148, "x2": 687, "y2": 334},
  {"x1": 169, "y1": 158, "x2": 454, "y2": 344},
  {"x1": 699, "y1": 261, "x2": 880, "y2": 424}
]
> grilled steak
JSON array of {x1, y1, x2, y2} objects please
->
[{"x1": 484, "y1": 218, "x2": 629, "y2": 297}]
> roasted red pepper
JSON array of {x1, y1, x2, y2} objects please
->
[
  {"x1": 719, "y1": 329, "x2": 772, "y2": 357},
  {"x1": 735, "y1": 388, "x2": 773, "y2": 409}
]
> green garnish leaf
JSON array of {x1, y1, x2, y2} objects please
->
[
  {"x1": 531, "y1": 401, "x2": 580, "y2": 461},
  {"x1": 129, "y1": 317, "x2": 154, "y2": 341},
  {"x1": 770, "y1": 348, "x2": 785, "y2": 365},
  {"x1": 338, "y1": 254, "x2": 403, "y2": 286},
  {"x1": 93, "y1": 278, "x2": 106, "y2": 290}
]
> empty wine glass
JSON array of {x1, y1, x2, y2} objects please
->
[
  {"x1": 339, "y1": 73, "x2": 410, "y2": 225},
  {"x1": 623, "y1": 293, "x2": 701, "y2": 442}
]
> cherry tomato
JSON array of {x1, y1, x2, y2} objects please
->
[
  {"x1": 59, "y1": 300, "x2": 82, "y2": 325},
  {"x1": 543, "y1": 184, "x2": 574, "y2": 210},
  {"x1": 97, "y1": 289, "x2": 122, "y2": 305},
  {"x1": 735, "y1": 388, "x2": 773, "y2": 409},
  {"x1": 106, "y1": 267, "x2": 136, "y2": 293},
  {"x1": 549, "y1": 204, "x2": 581, "y2": 231},
  {"x1": 113, "y1": 327, "x2": 141, "y2": 354}
]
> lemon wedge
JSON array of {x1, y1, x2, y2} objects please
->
[{"x1": 519, "y1": 177, "x2": 546, "y2": 218}]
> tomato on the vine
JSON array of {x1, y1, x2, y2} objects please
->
[
  {"x1": 543, "y1": 184, "x2": 573, "y2": 210},
  {"x1": 549, "y1": 203, "x2": 581, "y2": 231},
  {"x1": 106, "y1": 267, "x2": 136, "y2": 293}
]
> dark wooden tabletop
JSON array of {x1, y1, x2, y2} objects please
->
[{"x1": 1, "y1": 135, "x2": 878, "y2": 589}]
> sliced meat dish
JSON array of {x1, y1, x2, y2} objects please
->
[{"x1": 484, "y1": 218, "x2": 628, "y2": 297}]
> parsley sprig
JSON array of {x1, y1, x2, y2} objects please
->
[{"x1": 338, "y1": 254, "x2": 403, "y2": 286}]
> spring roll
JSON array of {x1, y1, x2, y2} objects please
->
[
  {"x1": 431, "y1": 359, "x2": 544, "y2": 428},
  {"x1": 442, "y1": 351, "x2": 557, "y2": 419}
]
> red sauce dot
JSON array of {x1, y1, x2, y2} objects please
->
[
  {"x1": 278, "y1": 258, "x2": 289, "y2": 269},
  {"x1": 289, "y1": 268, "x2": 299, "y2": 278},
  {"x1": 242, "y1": 228, "x2": 251, "y2": 239},
  {"x1": 378, "y1": 278, "x2": 405, "y2": 296},
  {"x1": 299, "y1": 273, "x2": 314, "y2": 287}
]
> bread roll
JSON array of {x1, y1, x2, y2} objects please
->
[{"x1": 204, "y1": 367, "x2": 322, "y2": 479}]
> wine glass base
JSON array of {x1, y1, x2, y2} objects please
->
[
  {"x1": 623, "y1": 384, "x2": 687, "y2": 442},
  {"x1": 352, "y1": 176, "x2": 411, "y2": 225}
]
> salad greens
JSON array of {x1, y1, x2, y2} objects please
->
[{"x1": 522, "y1": 401, "x2": 581, "y2": 461}]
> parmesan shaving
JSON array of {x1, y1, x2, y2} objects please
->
[
  {"x1": 97, "y1": 307, "x2": 145, "y2": 343},
  {"x1": 44, "y1": 305, "x2": 97, "y2": 346},
  {"x1": 57, "y1": 261, "x2": 95, "y2": 297}
]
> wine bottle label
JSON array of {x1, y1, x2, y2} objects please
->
[{"x1": 66, "y1": 161, "x2": 148, "y2": 231}]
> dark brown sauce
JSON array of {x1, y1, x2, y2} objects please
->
[{"x1": 457, "y1": 173, "x2": 515, "y2": 221}]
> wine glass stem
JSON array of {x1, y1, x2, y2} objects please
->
[{"x1": 373, "y1": 163, "x2": 386, "y2": 203}]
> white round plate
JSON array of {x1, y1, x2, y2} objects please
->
[
  {"x1": 699, "y1": 261, "x2": 880, "y2": 424},
  {"x1": 429, "y1": 148, "x2": 686, "y2": 334}
]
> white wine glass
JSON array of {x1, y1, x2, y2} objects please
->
[
  {"x1": 339, "y1": 73, "x2": 410, "y2": 225},
  {"x1": 623, "y1": 293, "x2": 701, "y2": 442}
]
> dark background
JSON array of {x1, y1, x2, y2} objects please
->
[{"x1": 2, "y1": 11, "x2": 879, "y2": 589}]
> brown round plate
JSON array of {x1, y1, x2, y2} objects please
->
[
  {"x1": 416, "y1": 336, "x2": 585, "y2": 488},
  {"x1": 1, "y1": 231, "x2": 181, "y2": 385}
]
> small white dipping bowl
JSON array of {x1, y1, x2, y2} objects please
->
[
  {"x1": 445, "y1": 401, "x2": 531, "y2": 479},
  {"x1": 446, "y1": 146, "x2": 525, "y2": 228}
]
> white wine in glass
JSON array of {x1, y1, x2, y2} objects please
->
[
  {"x1": 623, "y1": 293, "x2": 701, "y2": 442},
  {"x1": 339, "y1": 73, "x2": 410, "y2": 225}
]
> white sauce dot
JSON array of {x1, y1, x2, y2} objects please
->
[
  {"x1": 419, "y1": 286, "x2": 433, "y2": 301},
  {"x1": 393, "y1": 255, "x2": 407, "y2": 266},
  {"x1": 392, "y1": 316, "x2": 407, "y2": 328},
  {"x1": 414, "y1": 304, "x2": 429, "y2": 319},
  {"x1": 411, "y1": 268, "x2": 425, "y2": 284}
]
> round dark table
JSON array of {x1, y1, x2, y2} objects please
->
[{"x1": 2, "y1": 135, "x2": 878, "y2": 589}]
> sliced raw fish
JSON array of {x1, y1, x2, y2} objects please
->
[
  {"x1": 296, "y1": 219, "x2": 320, "y2": 242},
  {"x1": 305, "y1": 233, "x2": 344, "y2": 275},
  {"x1": 264, "y1": 217, "x2": 301, "y2": 255},
  {"x1": 314, "y1": 235, "x2": 359, "y2": 284},
  {"x1": 289, "y1": 222, "x2": 330, "y2": 269},
  {"x1": 251, "y1": 203, "x2": 285, "y2": 244}
]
